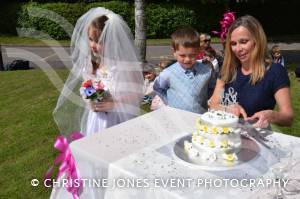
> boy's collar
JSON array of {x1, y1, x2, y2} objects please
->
[
  {"x1": 178, "y1": 62, "x2": 197, "y2": 75},
  {"x1": 178, "y1": 62, "x2": 197, "y2": 70}
]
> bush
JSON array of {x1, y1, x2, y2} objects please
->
[
  {"x1": 85, "y1": 1, "x2": 134, "y2": 31},
  {"x1": 16, "y1": 1, "x2": 134, "y2": 40},
  {"x1": 17, "y1": 2, "x2": 85, "y2": 39},
  {"x1": 5, "y1": 1, "x2": 300, "y2": 39},
  {"x1": 16, "y1": 1, "x2": 222, "y2": 39},
  {"x1": 15, "y1": 1, "x2": 223, "y2": 39},
  {"x1": 146, "y1": 4, "x2": 199, "y2": 38}
]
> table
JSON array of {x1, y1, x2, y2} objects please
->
[{"x1": 50, "y1": 107, "x2": 300, "y2": 199}]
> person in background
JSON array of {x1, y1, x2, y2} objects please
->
[
  {"x1": 196, "y1": 33, "x2": 213, "y2": 60},
  {"x1": 201, "y1": 48, "x2": 220, "y2": 75},
  {"x1": 158, "y1": 58, "x2": 177, "y2": 71},
  {"x1": 142, "y1": 69, "x2": 156, "y2": 105},
  {"x1": 149, "y1": 59, "x2": 175, "y2": 110},
  {"x1": 197, "y1": 33, "x2": 223, "y2": 69},
  {"x1": 271, "y1": 44, "x2": 285, "y2": 67}
]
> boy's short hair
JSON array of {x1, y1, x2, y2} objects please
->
[{"x1": 171, "y1": 27, "x2": 200, "y2": 50}]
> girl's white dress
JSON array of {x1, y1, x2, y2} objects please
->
[{"x1": 84, "y1": 68, "x2": 120, "y2": 136}]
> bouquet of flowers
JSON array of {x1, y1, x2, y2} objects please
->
[{"x1": 80, "y1": 79, "x2": 110, "y2": 102}]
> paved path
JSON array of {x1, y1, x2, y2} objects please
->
[
  {"x1": 147, "y1": 43, "x2": 300, "y2": 65},
  {"x1": 1, "y1": 43, "x2": 300, "y2": 69}
]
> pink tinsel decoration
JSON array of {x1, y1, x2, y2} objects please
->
[{"x1": 212, "y1": 11, "x2": 236, "y2": 44}]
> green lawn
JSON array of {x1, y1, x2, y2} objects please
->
[
  {"x1": 0, "y1": 36, "x2": 219, "y2": 46},
  {"x1": 0, "y1": 67, "x2": 299, "y2": 198},
  {"x1": 0, "y1": 69, "x2": 68, "y2": 198},
  {"x1": 1, "y1": 35, "x2": 300, "y2": 46},
  {"x1": 272, "y1": 64, "x2": 300, "y2": 136},
  {"x1": 0, "y1": 36, "x2": 71, "y2": 46}
]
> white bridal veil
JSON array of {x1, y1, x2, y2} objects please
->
[{"x1": 53, "y1": 7, "x2": 144, "y2": 137}]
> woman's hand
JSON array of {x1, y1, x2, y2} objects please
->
[
  {"x1": 227, "y1": 104, "x2": 247, "y2": 119},
  {"x1": 90, "y1": 98, "x2": 115, "y2": 112},
  {"x1": 246, "y1": 110, "x2": 273, "y2": 128}
]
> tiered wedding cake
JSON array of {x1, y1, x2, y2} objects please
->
[{"x1": 184, "y1": 110, "x2": 241, "y2": 162}]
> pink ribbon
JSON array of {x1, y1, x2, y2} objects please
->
[
  {"x1": 212, "y1": 11, "x2": 236, "y2": 44},
  {"x1": 45, "y1": 132, "x2": 84, "y2": 199}
]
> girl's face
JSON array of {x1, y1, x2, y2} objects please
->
[
  {"x1": 88, "y1": 26, "x2": 102, "y2": 57},
  {"x1": 230, "y1": 26, "x2": 256, "y2": 67}
]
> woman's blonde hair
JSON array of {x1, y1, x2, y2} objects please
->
[{"x1": 221, "y1": 15, "x2": 272, "y2": 85}]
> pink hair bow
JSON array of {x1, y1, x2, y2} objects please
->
[{"x1": 212, "y1": 11, "x2": 236, "y2": 44}]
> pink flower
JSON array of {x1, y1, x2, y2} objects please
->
[{"x1": 94, "y1": 81, "x2": 105, "y2": 91}]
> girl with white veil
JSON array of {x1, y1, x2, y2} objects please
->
[{"x1": 53, "y1": 7, "x2": 144, "y2": 137}]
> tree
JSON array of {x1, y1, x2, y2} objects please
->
[{"x1": 134, "y1": 0, "x2": 147, "y2": 63}]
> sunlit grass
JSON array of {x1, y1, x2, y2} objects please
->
[{"x1": 0, "y1": 69, "x2": 68, "y2": 198}]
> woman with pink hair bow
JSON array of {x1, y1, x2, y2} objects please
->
[{"x1": 209, "y1": 15, "x2": 293, "y2": 129}]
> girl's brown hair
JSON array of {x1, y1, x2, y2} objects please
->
[{"x1": 89, "y1": 15, "x2": 108, "y2": 74}]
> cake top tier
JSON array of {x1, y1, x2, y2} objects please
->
[{"x1": 200, "y1": 110, "x2": 239, "y2": 127}]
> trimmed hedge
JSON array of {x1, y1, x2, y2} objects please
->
[
  {"x1": 16, "y1": 1, "x2": 212, "y2": 39},
  {"x1": 16, "y1": 2, "x2": 135, "y2": 39},
  {"x1": 9, "y1": 1, "x2": 300, "y2": 39},
  {"x1": 146, "y1": 4, "x2": 199, "y2": 38},
  {"x1": 17, "y1": 2, "x2": 85, "y2": 39},
  {"x1": 85, "y1": 1, "x2": 135, "y2": 30}
]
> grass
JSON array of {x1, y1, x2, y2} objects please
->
[
  {"x1": 272, "y1": 64, "x2": 300, "y2": 136},
  {"x1": 2, "y1": 35, "x2": 300, "y2": 47},
  {"x1": 0, "y1": 36, "x2": 213, "y2": 46},
  {"x1": 0, "y1": 36, "x2": 174, "y2": 46},
  {"x1": 0, "y1": 69, "x2": 68, "y2": 198},
  {"x1": 0, "y1": 67, "x2": 299, "y2": 198},
  {"x1": 0, "y1": 36, "x2": 71, "y2": 46}
]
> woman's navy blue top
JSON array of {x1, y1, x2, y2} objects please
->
[{"x1": 224, "y1": 63, "x2": 290, "y2": 117}]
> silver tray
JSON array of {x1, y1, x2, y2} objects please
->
[{"x1": 173, "y1": 134, "x2": 260, "y2": 170}]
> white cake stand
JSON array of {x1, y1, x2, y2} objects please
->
[
  {"x1": 157, "y1": 133, "x2": 278, "y2": 179},
  {"x1": 174, "y1": 134, "x2": 260, "y2": 168}
]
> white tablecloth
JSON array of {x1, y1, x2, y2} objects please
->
[{"x1": 50, "y1": 107, "x2": 300, "y2": 199}]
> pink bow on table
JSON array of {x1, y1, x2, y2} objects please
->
[
  {"x1": 212, "y1": 11, "x2": 236, "y2": 44},
  {"x1": 45, "y1": 132, "x2": 84, "y2": 199}
]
